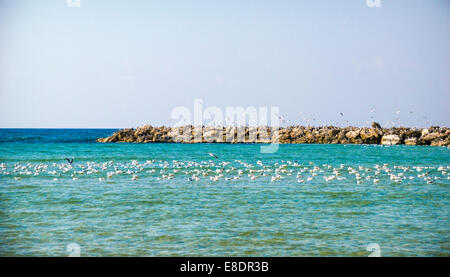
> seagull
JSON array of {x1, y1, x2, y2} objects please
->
[
  {"x1": 208, "y1": 152, "x2": 219, "y2": 159},
  {"x1": 275, "y1": 113, "x2": 289, "y2": 124},
  {"x1": 65, "y1": 158, "x2": 74, "y2": 164}
]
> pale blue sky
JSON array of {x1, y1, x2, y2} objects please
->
[{"x1": 0, "y1": 0, "x2": 449, "y2": 128}]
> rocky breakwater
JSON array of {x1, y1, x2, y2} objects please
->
[{"x1": 97, "y1": 123, "x2": 450, "y2": 146}]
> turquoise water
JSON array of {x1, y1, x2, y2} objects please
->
[{"x1": 0, "y1": 129, "x2": 449, "y2": 256}]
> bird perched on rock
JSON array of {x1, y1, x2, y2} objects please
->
[{"x1": 371, "y1": 122, "x2": 382, "y2": 129}]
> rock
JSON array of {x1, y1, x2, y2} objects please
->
[
  {"x1": 430, "y1": 139, "x2": 448, "y2": 147},
  {"x1": 360, "y1": 128, "x2": 380, "y2": 144},
  {"x1": 278, "y1": 129, "x2": 291, "y2": 143},
  {"x1": 419, "y1": 132, "x2": 443, "y2": 145},
  {"x1": 247, "y1": 127, "x2": 258, "y2": 142},
  {"x1": 167, "y1": 127, "x2": 186, "y2": 142},
  {"x1": 203, "y1": 128, "x2": 222, "y2": 142},
  {"x1": 381, "y1": 134, "x2": 401, "y2": 145},
  {"x1": 404, "y1": 137, "x2": 417, "y2": 146},
  {"x1": 321, "y1": 129, "x2": 337, "y2": 144},
  {"x1": 345, "y1": 130, "x2": 359, "y2": 140},
  {"x1": 403, "y1": 129, "x2": 421, "y2": 139},
  {"x1": 135, "y1": 125, "x2": 153, "y2": 136},
  {"x1": 96, "y1": 124, "x2": 449, "y2": 146},
  {"x1": 225, "y1": 126, "x2": 236, "y2": 142},
  {"x1": 289, "y1": 127, "x2": 303, "y2": 140},
  {"x1": 345, "y1": 130, "x2": 362, "y2": 143}
]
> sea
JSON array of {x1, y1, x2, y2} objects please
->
[{"x1": 0, "y1": 129, "x2": 448, "y2": 256}]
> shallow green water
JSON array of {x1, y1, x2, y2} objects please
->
[{"x1": 0, "y1": 131, "x2": 449, "y2": 256}]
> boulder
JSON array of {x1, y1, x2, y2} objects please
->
[
  {"x1": 430, "y1": 139, "x2": 448, "y2": 147},
  {"x1": 289, "y1": 127, "x2": 304, "y2": 140},
  {"x1": 420, "y1": 132, "x2": 443, "y2": 145},
  {"x1": 381, "y1": 134, "x2": 401, "y2": 145},
  {"x1": 225, "y1": 126, "x2": 237, "y2": 142},
  {"x1": 135, "y1": 124, "x2": 153, "y2": 136},
  {"x1": 203, "y1": 128, "x2": 223, "y2": 142},
  {"x1": 168, "y1": 127, "x2": 189, "y2": 143},
  {"x1": 403, "y1": 129, "x2": 421, "y2": 139},
  {"x1": 360, "y1": 128, "x2": 380, "y2": 144},
  {"x1": 404, "y1": 137, "x2": 417, "y2": 146},
  {"x1": 278, "y1": 129, "x2": 291, "y2": 143},
  {"x1": 256, "y1": 127, "x2": 272, "y2": 143},
  {"x1": 345, "y1": 130, "x2": 359, "y2": 140}
]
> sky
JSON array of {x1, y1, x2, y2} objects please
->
[{"x1": 0, "y1": 0, "x2": 449, "y2": 128}]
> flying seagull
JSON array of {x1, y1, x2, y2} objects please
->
[
  {"x1": 208, "y1": 153, "x2": 219, "y2": 159},
  {"x1": 65, "y1": 158, "x2": 74, "y2": 164}
]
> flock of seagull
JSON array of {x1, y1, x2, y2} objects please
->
[{"x1": 1, "y1": 156, "x2": 448, "y2": 186}]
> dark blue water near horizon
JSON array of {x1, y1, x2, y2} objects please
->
[{"x1": 0, "y1": 129, "x2": 118, "y2": 143}]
